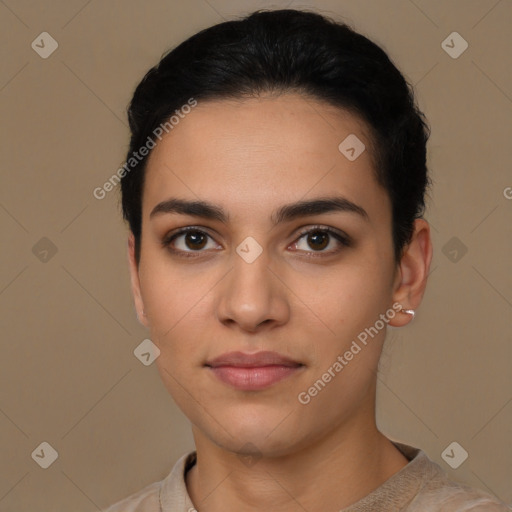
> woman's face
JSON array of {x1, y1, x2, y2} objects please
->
[{"x1": 129, "y1": 93, "x2": 414, "y2": 457}]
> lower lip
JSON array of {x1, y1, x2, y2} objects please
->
[{"x1": 208, "y1": 365, "x2": 302, "y2": 390}]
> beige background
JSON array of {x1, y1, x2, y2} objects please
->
[{"x1": 1, "y1": 0, "x2": 511, "y2": 510}]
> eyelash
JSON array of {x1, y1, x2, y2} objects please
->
[{"x1": 161, "y1": 225, "x2": 351, "y2": 259}]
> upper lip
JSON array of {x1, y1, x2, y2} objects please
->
[{"x1": 205, "y1": 351, "x2": 302, "y2": 368}]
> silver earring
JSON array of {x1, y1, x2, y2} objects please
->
[{"x1": 400, "y1": 308, "x2": 415, "y2": 319}]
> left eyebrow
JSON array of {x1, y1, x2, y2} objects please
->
[
  {"x1": 149, "y1": 196, "x2": 369, "y2": 224},
  {"x1": 271, "y1": 196, "x2": 369, "y2": 224}
]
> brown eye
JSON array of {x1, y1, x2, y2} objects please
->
[
  {"x1": 183, "y1": 231, "x2": 208, "y2": 250},
  {"x1": 162, "y1": 227, "x2": 219, "y2": 257},
  {"x1": 306, "y1": 231, "x2": 329, "y2": 251},
  {"x1": 292, "y1": 226, "x2": 351, "y2": 256}
]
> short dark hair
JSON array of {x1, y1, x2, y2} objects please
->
[{"x1": 120, "y1": 8, "x2": 431, "y2": 265}]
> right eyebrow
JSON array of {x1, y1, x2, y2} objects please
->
[{"x1": 149, "y1": 198, "x2": 228, "y2": 223}]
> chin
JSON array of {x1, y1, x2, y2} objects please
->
[
  {"x1": 221, "y1": 432, "x2": 300, "y2": 459},
  {"x1": 203, "y1": 410, "x2": 307, "y2": 457}
]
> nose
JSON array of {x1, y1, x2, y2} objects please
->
[{"x1": 215, "y1": 247, "x2": 290, "y2": 333}]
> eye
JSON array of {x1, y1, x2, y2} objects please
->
[
  {"x1": 291, "y1": 226, "x2": 351, "y2": 256},
  {"x1": 162, "y1": 227, "x2": 219, "y2": 257}
]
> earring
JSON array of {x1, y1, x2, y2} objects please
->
[{"x1": 400, "y1": 308, "x2": 415, "y2": 319}]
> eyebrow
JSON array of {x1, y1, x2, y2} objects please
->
[{"x1": 149, "y1": 196, "x2": 369, "y2": 224}]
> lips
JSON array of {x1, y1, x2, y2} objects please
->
[
  {"x1": 205, "y1": 351, "x2": 304, "y2": 391},
  {"x1": 205, "y1": 350, "x2": 302, "y2": 368}
]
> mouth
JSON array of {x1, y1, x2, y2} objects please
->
[{"x1": 205, "y1": 351, "x2": 304, "y2": 391}]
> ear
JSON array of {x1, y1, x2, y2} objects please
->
[
  {"x1": 127, "y1": 232, "x2": 149, "y2": 328},
  {"x1": 388, "y1": 218, "x2": 433, "y2": 327}
]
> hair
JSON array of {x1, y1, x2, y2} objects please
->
[{"x1": 120, "y1": 8, "x2": 431, "y2": 266}]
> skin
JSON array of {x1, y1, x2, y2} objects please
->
[{"x1": 127, "y1": 93, "x2": 432, "y2": 511}]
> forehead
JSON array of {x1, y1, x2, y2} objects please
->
[{"x1": 142, "y1": 93, "x2": 389, "y2": 225}]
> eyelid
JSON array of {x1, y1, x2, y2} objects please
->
[
  {"x1": 161, "y1": 225, "x2": 220, "y2": 250},
  {"x1": 294, "y1": 224, "x2": 351, "y2": 245}
]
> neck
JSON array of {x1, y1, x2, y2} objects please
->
[{"x1": 186, "y1": 416, "x2": 408, "y2": 511}]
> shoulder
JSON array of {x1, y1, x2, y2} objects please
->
[
  {"x1": 408, "y1": 461, "x2": 510, "y2": 511},
  {"x1": 409, "y1": 481, "x2": 510, "y2": 511},
  {"x1": 101, "y1": 480, "x2": 161, "y2": 512},
  {"x1": 389, "y1": 442, "x2": 510, "y2": 512},
  {"x1": 101, "y1": 451, "x2": 197, "y2": 512}
]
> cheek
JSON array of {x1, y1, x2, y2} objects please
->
[
  {"x1": 141, "y1": 268, "x2": 218, "y2": 397},
  {"x1": 139, "y1": 253, "x2": 213, "y2": 338},
  {"x1": 286, "y1": 263, "x2": 391, "y2": 396},
  {"x1": 295, "y1": 358, "x2": 378, "y2": 441},
  {"x1": 289, "y1": 257, "x2": 391, "y2": 333}
]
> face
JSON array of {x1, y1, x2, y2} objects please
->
[{"x1": 128, "y1": 93, "x2": 426, "y2": 457}]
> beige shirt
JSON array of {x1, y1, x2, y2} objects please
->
[{"x1": 102, "y1": 442, "x2": 510, "y2": 511}]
